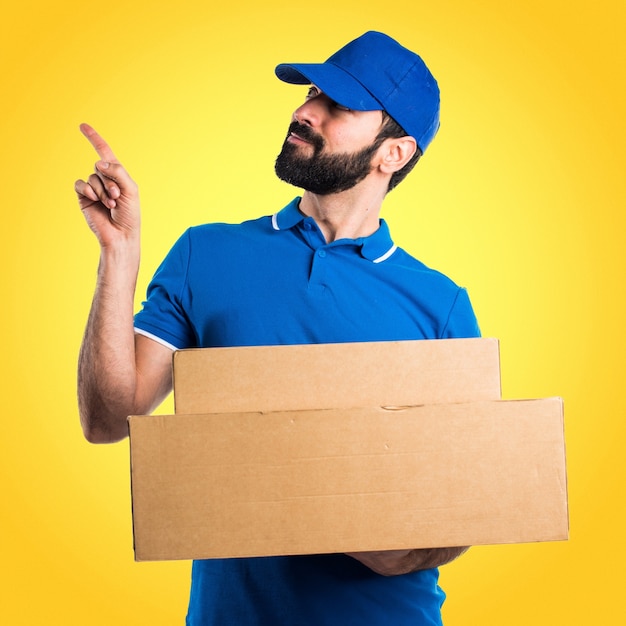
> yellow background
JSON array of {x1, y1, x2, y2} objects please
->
[{"x1": 1, "y1": 0, "x2": 624, "y2": 623}]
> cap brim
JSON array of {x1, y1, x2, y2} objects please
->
[{"x1": 275, "y1": 62, "x2": 383, "y2": 112}]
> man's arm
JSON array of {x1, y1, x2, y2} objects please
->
[
  {"x1": 346, "y1": 547, "x2": 469, "y2": 576},
  {"x1": 75, "y1": 124, "x2": 173, "y2": 443}
]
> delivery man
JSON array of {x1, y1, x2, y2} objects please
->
[{"x1": 75, "y1": 31, "x2": 479, "y2": 625}]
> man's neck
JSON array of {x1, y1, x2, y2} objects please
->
[{"x1": 299, "y1": 182, "x2": 386, "y2": 243}]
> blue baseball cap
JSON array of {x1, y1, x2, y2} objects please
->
[{"x1": 275, "y1": 31, "x2": 440, "y2": 153}]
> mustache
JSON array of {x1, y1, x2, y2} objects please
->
[{"x1": 286, "y1": 121, "x2": 325, "y2": 150}]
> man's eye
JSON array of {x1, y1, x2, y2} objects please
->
[
  {"x1": 306, "y1": 87, "x2": 319, "y2": 99},
  {"x1": 333, "y1": 102, "x2": 352, "y2": 112}
]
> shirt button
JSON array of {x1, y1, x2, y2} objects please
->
[
  {"x1": 318, "y1": 250, "x2": 327, "y2": 258},
  {"x1": 304, "y1": 222, "x2": 312, "y2": 231}
]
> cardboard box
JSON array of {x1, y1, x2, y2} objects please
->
[
  {"x1": 128, "y1": 398, "x2": 567, "y2": 562},
  {"x1": 172, "y1": 338, "x2": 502, "y2": 414}
]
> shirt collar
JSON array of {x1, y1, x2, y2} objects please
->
[
  {"x1": 271, "y1": 197, "x2": 305, "y2": 231},
  {"x1": 271, "y1": 197, "x2": 397, "y2": 264}
]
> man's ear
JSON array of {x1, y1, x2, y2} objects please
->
[{"x1": 378, "y1": 136, "x2": 418, "y2": 174}]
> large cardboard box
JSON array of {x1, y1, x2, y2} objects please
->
[
  {"x1": 128, "y1": 338, "x2": 568, "y2": 561},
  {"x1": 129, "y1": 398, "x2": 567, "y2": 562}
]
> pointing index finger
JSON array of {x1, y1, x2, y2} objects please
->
[{"x1": 80, "y1": 123, "x2": 119, "y2": 163}]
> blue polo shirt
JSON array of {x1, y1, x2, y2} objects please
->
[
  {"x1": 133, "y1": 197, "x2": 480, "y2": 625},
  {"x1": 134, "y1": 197, "x2": 479, "y2": 351}
]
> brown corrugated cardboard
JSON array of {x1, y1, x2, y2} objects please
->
[
  {"x1": 129, "y1": 398, "x2": 568, "y2": 562},
  {"x1": 172, "y1": 337, "x2": 502, "y2": 414}
]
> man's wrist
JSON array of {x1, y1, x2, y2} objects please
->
[{"x1": 98, "y1": 239, "x2": 140, "y2": 282}]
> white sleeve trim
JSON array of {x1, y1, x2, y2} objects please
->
[
  {"x1": 134, "y1": 327, "x2": 179, "y2": 351},
  {"x1": 271, "y1": 213, "x2": 280, "y2": 231}
]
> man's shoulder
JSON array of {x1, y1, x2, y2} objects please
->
[
  {"x1": 181, "y1": 215, "x2": 274, "y2": 249},
  {"x1": 388, "y1": 246, "x2": 462, "y2": 288},
  {"x1": 188, "y1": 214, "x2": 271, "y2": 237}
]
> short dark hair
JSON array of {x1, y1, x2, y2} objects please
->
[{"x1": 376, "y1": 113, "x2": 422, "y2": 192}]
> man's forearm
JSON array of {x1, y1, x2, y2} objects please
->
[
  {"x1": 347, "y1": 546, "x2": 469, "y2": 576},
  {"x1": 403, "y1": 546, "x2": 469, "y2": 572},
  {"x1": 78, "y1": 244, "x2": 140, "y2": 443}
]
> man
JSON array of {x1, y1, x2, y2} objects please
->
[{"x1": 75, "y1": 31, "x2": 480, "y2": 625}]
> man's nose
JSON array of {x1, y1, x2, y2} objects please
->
[{"x1": 292, "y1": 96, "x2": 324, "y2": 127}]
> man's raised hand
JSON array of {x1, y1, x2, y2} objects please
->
[{"x1": 74, "y1": 124, "x2": 140, "y2": 249}]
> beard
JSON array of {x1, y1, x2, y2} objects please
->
[{"x1": 274, "y1": 122, "x2": 382, "y2": 195}]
